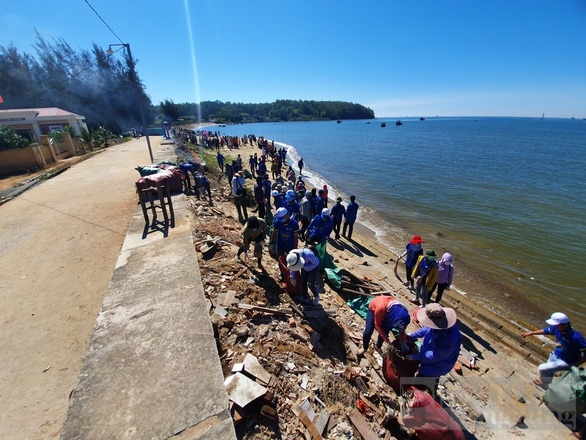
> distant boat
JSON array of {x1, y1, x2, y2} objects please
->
[
  {"x1": 366, "y1": 121, "x2": 371, "y2": 124},
  {"x1": 419, "y1": 117, "x2": 425, "y2": 121},
  {"x1": 381, "y1": 122, "x2": 386, "y2": 127},
  {"x1": 395, "y1": 120, "x2": 403, "y2": 126},
  {"x1": 337, "y1": 120, "x2": 342, "y2": 124}
]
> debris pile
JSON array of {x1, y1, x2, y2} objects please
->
[{"x1": 185, "y1": 172, "x2": 574, "y2": 439}]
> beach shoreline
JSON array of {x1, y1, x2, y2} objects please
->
[{"x1": 189, "y1": 127, "x2": 555, "y2": 336}]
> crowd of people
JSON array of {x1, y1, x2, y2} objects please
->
[{"x1": 181, "y1": 128, "x2": 585, "y2": 406}]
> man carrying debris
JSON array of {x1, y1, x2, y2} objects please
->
[
  {"x1": 286, "y1": 247, "x2": 322, "y2": 305},
  {"x1": 237, "y1": 216, "x2": 268, "y2": 270},
  {"x1": 521, "y1": 312, "x2": 586, "y2": 388},
  {"x1": 357, "y1": 295, "x2": 411, "y2": 357},
  {"x1": 405, "y1": 303, "x2": 461, "y2": 396}
]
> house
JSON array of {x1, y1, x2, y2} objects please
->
[{"x1": 0, "y1": 107, "x2": 88, "y2": 143}]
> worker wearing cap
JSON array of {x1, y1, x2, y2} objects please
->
[
  {"x1": 270, "y1": 207, "x2": 299, "y2": 258},
  {"x1": 330, "y1": 197, "x2": 346, "y2": 240},
  {"x1": 305, "y1": 208, "x2": 334, "y2": 244},
  {"x1": 286, "y1": 247, "x2": 322, "y2": 305},
  {"x1": 521, "y1": 312, "x2": 586, "y2": 387},
  {"x1": 358, "y1": 295, "x2": 411, "y2": 357}
]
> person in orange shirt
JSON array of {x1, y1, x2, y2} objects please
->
[{"x1": 358, "y1": 295, "x2": 411, "y2": 357}]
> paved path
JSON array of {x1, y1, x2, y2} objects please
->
[{"x1": 1, "y1": 137, "x2": 233, "y2": 439}]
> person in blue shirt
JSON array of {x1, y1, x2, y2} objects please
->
[
  {"x1": 270, "y1": 208, "x2": 299, "y2": 258},
  {"x1": 342, "y1": 195, "x2": 359, "y2": 240},
  {"x1": 406, "y1": 303, "x2": 461, "y2": 396},
  {"x1": 330, "y1": 197, "x2": 346, "y2": 239},
  {"x1": 399, "y1": 235, "x2": 425, "y2": 290},
  {"x1": 285, "y1": 193, "x2": 301, "y2": 221},
  {"x1": 287, "y1": 247, "x2": 322, "y2": 305},
  {"x1": 216, "y1": 152, "x2": 225, "y2": 173},
  {"x1": 305, "y1": 208, "x2": 334, "y2": 244},
  {"x1": 314, "y1": 189, "x2": 326, "y2": 217},
  {"x1": 521, "y1": 312, "x2": 586, "y2": 387},
  {"x1": 272, "y1": 190, "x2": 285, "y2": 210}
]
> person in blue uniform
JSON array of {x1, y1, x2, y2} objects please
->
[
  {"x1": 330, "y1": 197, "x2": 346, "y2": 239},
  {"x1": 342, "y1": 195, "x2": 359, "y2": 240},
  {"x1": 406, "y1": 303, "x2": 461, "y2": 396},
  {"x1": 521, "y1": 312, "x2": 586, "y2": 387}
]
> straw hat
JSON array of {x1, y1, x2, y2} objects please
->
[{"x1": 416, "y1": 303, "x2": 457, "y2": 329}]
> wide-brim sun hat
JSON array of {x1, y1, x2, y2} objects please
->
[
  {"x1": 410, "y1": 235, "x2": 425, "y2": 244},
  {"x1": 286, "y1": 251, "x2": 305, "y2": 271},
  {"x1": 417, "y1": 303, "x2": 457, "y2": 330},
  {"x1": 425, "y1": 249, "x2": 437, "y2": 259},
  {"x1": 275, "y1": 207, "x2": 288, "y2": 218},
  {"x1": 546, "y1": 312, "x2": 570, "y2": 326}
]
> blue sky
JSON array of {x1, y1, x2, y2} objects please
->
[{"x1": 2, "y1": 0, "x2": 586, "y2": 118}]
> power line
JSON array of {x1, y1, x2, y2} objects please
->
[{"x1": 83, "y1": 0, "x2": 125, "y2": 44}]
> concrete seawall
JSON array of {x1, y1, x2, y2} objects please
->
[{"x1": 61, "y1": 141, "x2": 236, "y2": 439}]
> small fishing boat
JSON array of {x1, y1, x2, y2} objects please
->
[
  {"x1": 419, "y1": 117, "x2": 425, "y2": 121},
  {"x1": 395, "y1": 120, "x2": 403, "y2": 126},
  {"x1": 381, "y1": 122, "x2": 386, "y2": 127},
  {"x1": 337, "y1": 120, "x2": 342, "y2": 124}
]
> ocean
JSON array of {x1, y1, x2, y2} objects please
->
[{"x1": 210, "y1": 117, "x2": 586, "y2": 330}]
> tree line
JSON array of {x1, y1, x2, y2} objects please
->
[
  {"x1": 160, "y1": 99, "x2": 375, "y2": 124},
  {"x1": 0, "y1": 33, "x2": 374, "y2": 149},
  {"x1": 0, "y1": 32, "x2": 153, "y2": 134}
]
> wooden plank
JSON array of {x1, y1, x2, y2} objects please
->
[
  {"x1": 237, "y1": 303, "x2": 293, "y2": 316},
  {"x1": 292, "y1": 400, "x2": 324, "y2": 440},
  {"x1": 348, "y1": 408, "x2": 379, "y2": 440},
  {"x1": 342, "y1": 286, "x2": 378, "y2": 297}
]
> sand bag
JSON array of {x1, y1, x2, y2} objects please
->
[
  {"x1": 402, "y1": 387, "x2": 465, "y2": 440},
  {"x1": 382, "y1": 339, "x2": 420, "y2": 393},
  {"x1": 278, "y1": 255, "x2": 302, "y2": 295}
]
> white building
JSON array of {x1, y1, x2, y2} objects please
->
[{"x1": 0, "y1": 107, "x2": 88, "y2": 143}]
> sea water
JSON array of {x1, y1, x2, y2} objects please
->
[{"x1": 212, "y1": 117, "x2": 586, "y2": 328}]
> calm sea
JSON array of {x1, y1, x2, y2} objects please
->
[{"x1": 212, "y1": 117, "x2": 586, "y2": 329}]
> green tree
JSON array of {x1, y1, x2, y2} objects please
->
[{"x1": 0, "y1": 125, "x2": 31, "y2": 151}]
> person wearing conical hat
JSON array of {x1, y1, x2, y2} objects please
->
[{"x1": 406, "y1": 303, "x2": 461, "y2": 396}]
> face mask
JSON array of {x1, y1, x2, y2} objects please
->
[{"x1": 412, "y1": 244, "x2": 421, "y2": 250}]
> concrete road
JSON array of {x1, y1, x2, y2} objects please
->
[{"x1": 0, "y1": 137, "x2": 160, "y2": 439}]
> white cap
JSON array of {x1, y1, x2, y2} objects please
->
[
  {"x1": 286, "y1": 251, "x2": 305, "y2": 271},
  {"x1": 546, "y1": 312, "x2": 570, "y2": 326},
  {"x1": 275, "y1": 207, "x2": 288, "y2": 218},
  {"x1": 271, "y1": 190, "x2": 280, "y2": 196},
  {"x1": 321, "y1": 208, "x2": 330, "y2": 218}
]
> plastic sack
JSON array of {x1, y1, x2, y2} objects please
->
[
  {"x1": 544, "y1": 366, "x2": 586, "y2": 415},
  {"x1": 402, "y1": 387, "x2": 465, "y2": 440},
  {"x1": 382, "y1": 339, "x2": 420, "y2": 393},
  {"x1": 278, "y1": 255, "x2": 302, "y2": 295}
]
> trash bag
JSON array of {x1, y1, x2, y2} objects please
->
[
  {"x1": 278, "y1": 255, "x2": 302, "y2": 295},
  {"x1": 382, "y1": 339, "x2": 420, "y2": 393},
  {"x1": 402, "y1": 387, "x2": 465, "y2": 440},
  {"x1": 324, "y1": 267, "x2": 343, "y2": 290},
  {"x1": 544, "y1": 366, "x2": 586, "y2": 416},
  {"x1": 346, "y1": 296, "x2": 371, "y2": 319}
]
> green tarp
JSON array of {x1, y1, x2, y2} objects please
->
[{"x1": 544, "y1": 366, "x2": 586, "y2": 415}]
